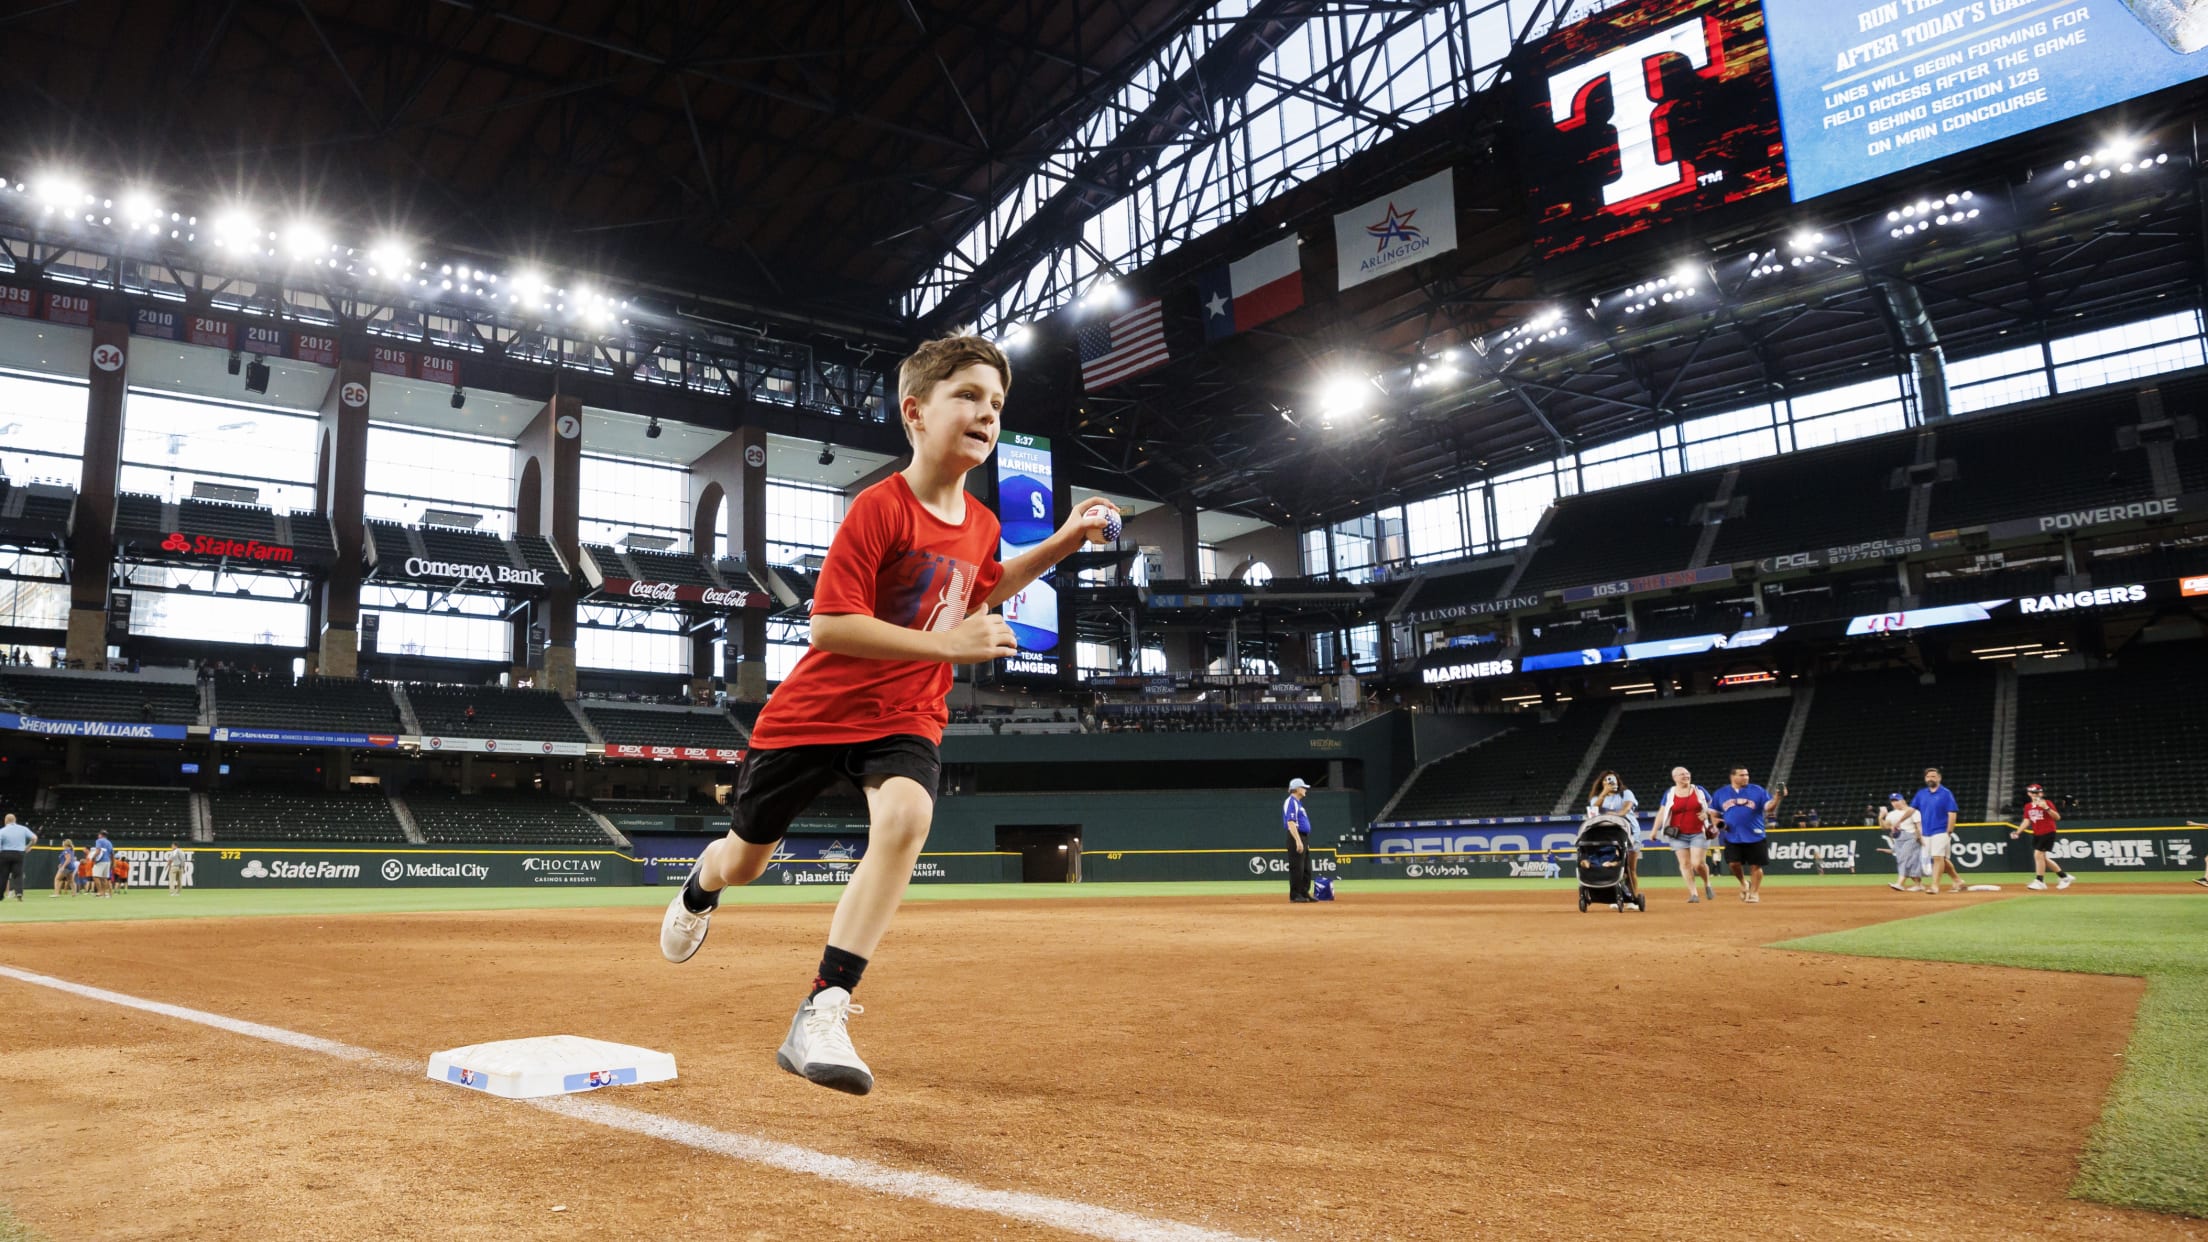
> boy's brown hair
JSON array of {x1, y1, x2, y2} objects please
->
[{"x1": 897, "y1": 334, "x2": 1012, "y2": 407}]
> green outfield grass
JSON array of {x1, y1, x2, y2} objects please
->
[
  {"x1": 1782, "y1": 896, "x2": 2208, "y2": 1218},
  {"x1": 0, "y1": 1206, "x2": 43, "y2": 1242},
  {"x1": 0, "y1": 870, "x2": 2185, "y2": 924}
]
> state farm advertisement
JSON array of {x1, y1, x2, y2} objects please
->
[
  {"x1": 603, "y1": 744, "x2": 745, "y2": 763},
  {"x1": 600, "y1": 578, "x2": 768, "y2": 609},
  {"x1": 160, "y1": 532, "x2": 295, "y2": 563}
]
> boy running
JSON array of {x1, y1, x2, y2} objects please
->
[
  {"x1": 658, "y1": 335, "x2": 1117, "y2": 1096},
  {"x1": 2011, "y1": 783, "x2": 2072, "y2": 890}
]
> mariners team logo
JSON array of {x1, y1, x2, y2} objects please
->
[{"x1": 1364, "y1": 202, "x2": 1422, "y2": 251}]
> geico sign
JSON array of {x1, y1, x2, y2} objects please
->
[
  {"x1": 2019, "y1": 584, "x2": 2147, "y2": 614},
  {"x1": 404, "y1": 557, "x2": 544, "y2": 587},
  {"x1": 1380, "y1": 831, "x2": 1577, "y2": 856},
  {"x1": 1548, "y1": 17, "x2": 1723, "y2": 209},
  {"x1": 1423, "y1": 659, "x2": 1514, "y2": 685}
]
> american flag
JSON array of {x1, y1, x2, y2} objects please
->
[{"x1": 1078, "y1": 298, "x2": 1169, "y2": 390}]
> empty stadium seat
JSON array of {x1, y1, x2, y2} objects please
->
[
  {"x1": 406, "y1": 684, "x2": 589, "y2": 742},
  {"x1": 37, "y1": 787, "x2": 192, "y2": 844},
  {"x1": 406, "y1": 790, "x2": 609, "y2": 845},
  {"x1": 214, "y1": 674, "x2": 403, "y2": 733},
  {"x1": 1384, "y1": 704, "x2": 1606, "y2": 820},
  {"x1": 586, "y1": 706, "x2": 747, "y2": 748},
  {"x1": 2015, "y1": 644, "x2": 2208, "y2": 819},
  {"x1": 1785, "y1": 670, "x2": 1995, "y2": 825},
  {"x1": 1587, "y1": 695, "x2": 1795, "y2": 804},
  {"x1": 210, "y1": 789, "x2": 407, "y2": 843},
  {"x1": 0, "y1": 673, "x2": 199, "y2": 725}
]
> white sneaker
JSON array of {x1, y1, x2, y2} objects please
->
[
  {"x1": 2026, "y1": 879, "x2": 2047, "y2": 890},
  {"x1": 658, "y1": 865, "x2": 714, "y2": 964},
  {"x1": 776, "y1": 987, "x2": 873, "y2": 1095},
  {"x1": 2057, "y1": 875, "x2": 2073, "y2": 890}
]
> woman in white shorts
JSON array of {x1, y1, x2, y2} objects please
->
[{"x1": 1651, "y1": 766, "x2": 1717, "y2": 903}]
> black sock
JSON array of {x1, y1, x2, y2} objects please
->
[
  {"x1": 2036, "y1": 873, "x2": 2045, "y2": 882},
  {"x1": 810, "y1": 945, "x2": 868, "y2": 998},
  {"x1": 681, "y1": 870, "x2": 720, "y2": 914}
]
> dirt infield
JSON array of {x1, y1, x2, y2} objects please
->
[{"x1": 1, "y1": 886, "x2": 2201, "y2": 1241}]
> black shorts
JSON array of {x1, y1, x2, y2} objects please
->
[
  {"x1": 2029, "y1": 833, "x2": 2059, "y2": 853},
  {"x1": 1726, "y1": 839, "x2": 1771, "y2": 867},
  {"x1": 727, "y1": 734, "x2": 940, "y2": 846}
]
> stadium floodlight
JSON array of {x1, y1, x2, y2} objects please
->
[
  {"x1": 999, "y1": 323, "x2": 1031, "y2": 350},
  {"x1": 32, "y1": 173, "x2": 84, "y2": 215},
  {"x1": 120, "y1": 191, "x2": 163, "y2": 234},
  {"x1": 283, "y1": 220, "x2": 329, "y2": 261},
  {"x1": 1083, "y1": 276, "x2": 1118, "y2": 310},
  {"x1": 210, "y1": 208, "x2": 258, "y2": 251},
  {"x1": 1316, "y1": 375, "x2": 1367, "y2": 419},
  {"x1": 513, "y1": 268, "x2": 550, "y2": 309},
  {"x1": 366, "y1": 240, "x2": 409, "y2": 278},
  {"x1": 1787, "y1": 230, "x2": 1824, "y2": 255}
]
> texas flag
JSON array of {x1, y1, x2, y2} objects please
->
[{"x1": 1195, "y1": 237, "x2": 1303, "y2": 341}]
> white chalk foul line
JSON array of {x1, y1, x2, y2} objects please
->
[{"x1": 0, "y1": 964, "x2": 1263, "y2": 1242}]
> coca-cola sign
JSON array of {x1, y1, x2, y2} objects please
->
[{"x1": 602, "y1": 578, "x2": 767, "y2": 609}]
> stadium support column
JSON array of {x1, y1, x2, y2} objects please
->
[
  {"x1": 313, "y1": 345, "x2": 372, "y2": 678},
  {"x1": 65, "y1": 302, "x2": 129, "y2": 666},
  {"x1": 1870, "y1": 275, "x2": 1950, "y2": 423},
  {"x1": 691, "y1": 426, "x2": 769, "y2": 701},
  {"x1": 515, "y1": 393, "x2": 582, "y2": 695}
]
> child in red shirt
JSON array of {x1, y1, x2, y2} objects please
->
[{"x1": 659, "y1": 335, "x2": 1117, "y2": 1095}]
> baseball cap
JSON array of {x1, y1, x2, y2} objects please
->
[
  {"x1": 1887, "y1": 792, "x2": 1905, "y2": 802},
  {"x1": 2026, "y1": 782, "x2": 2044, "y2": 794},
  {"x1": 1287, "y1": 778, "x2": 1310, "y2": 791},
  {"x1": 997, "y1": 473, "x2": 1055, "y2": 547}
]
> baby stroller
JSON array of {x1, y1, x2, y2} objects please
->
[{"x1": 1575, "y1": 812, "x2": 1646, "y2": 913}]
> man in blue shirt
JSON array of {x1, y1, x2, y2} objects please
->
[
  {"x1": 1283, "y1": 778, "x2": 1314, "y2": 903},
  {"x1": 89, "y1": 830, "x2": 115, "y2": 898},
  {"x1": 1716, "y1": 766, "x2": 1784, "y2": 904},
  {"x1": 0, "y1": 813, "x2": 37, "y2": 902},
  {"x1": 1911, "y1": 768, "x2": 1963, "y2": 895}
]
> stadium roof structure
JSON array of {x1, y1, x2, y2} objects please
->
[
  {"x1": 0, "y1": 0, "x2": 1218, "y2": 337},
  {"x1": 6, "y1": 1, "x2": 2206, "y2": 532}
]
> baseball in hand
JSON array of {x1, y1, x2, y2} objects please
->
[{"x1": 1085, "y1": 504, "x2": 1121, "y2": 544}]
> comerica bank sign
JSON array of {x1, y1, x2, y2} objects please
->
[{"x1": 403, "y1": 558, "x2": 545, "y2": 587}]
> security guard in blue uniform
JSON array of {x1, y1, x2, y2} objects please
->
[{"x1": 1283, "y1": 778, "x2": 1314, "y2": 902}]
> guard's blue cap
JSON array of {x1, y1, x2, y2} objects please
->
[
  {"x1": 1887, "y1": 792, "x2": 1905, "y2": 802},
  {"x1": 998, "y1": 473, "x2": 1054, "y2": 547}
]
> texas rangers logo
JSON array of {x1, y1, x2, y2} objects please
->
[{"x1": 1365, "y1": 203, "x2": 1422, "y2": 251}]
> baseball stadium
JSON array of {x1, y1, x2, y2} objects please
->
[{"x1": 1, "y1": 1, "x2": 2206, "y2": 1238}]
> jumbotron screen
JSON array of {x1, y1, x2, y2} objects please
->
[
  {"x1": 1764, "y1": 0, "x2": 2208, "y2": 201},
  {"x1": 1516, "y1": 0, "x2": 1791, "y2": 262}
]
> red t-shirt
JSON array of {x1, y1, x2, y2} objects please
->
[
  {"x1": 749, "y1": 473, "x2": 1004, "y2": 749},
  {"x1": 2023, "y1": 802, "x2": 2060, "y2": 835},
  {"x1": 1666, "y1": 788, "x2": 1706, "y2": 834}
]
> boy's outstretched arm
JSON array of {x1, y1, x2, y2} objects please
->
[
  {"x1": 986, "y1": 497, "x2": 1119, "y2": 607},
  {"x1": 812, "y1": 610, "x2": 1018, "y2": 664}
]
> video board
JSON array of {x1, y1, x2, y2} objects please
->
[
  {"x1": 1764, "y1": 0, "x2": 2208, "y2": 201},
  {"x1": 1517, "y1": 0, "x2": 1791, "y2": 261},
  {"x1": 994, "y1": 431, "x2": 1059, "y2": 672}
]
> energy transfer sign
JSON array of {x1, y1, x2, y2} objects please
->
[{"x1": 1333, "y1": 170, "x2": 1458, "y2": 289}]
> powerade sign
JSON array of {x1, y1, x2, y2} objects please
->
[
  {"x1": 0, "y1": 713, "x2": 188, "y2": 740},
  {"x1": 1763, "y1": 0, "x2": 2208, "y2": 201},
  {"x1": 995, "y1": 432, "x2": 1058, "y2": 658}
]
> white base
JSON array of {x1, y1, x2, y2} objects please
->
[{"x1": 428, "y1": 1035, "x2": 677, "y2": 1099}]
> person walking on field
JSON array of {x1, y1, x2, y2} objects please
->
[
  {"x1": 165, "y1": 841, "x2": 189, "y2": 894},
  {"x1": 1715, "y1": 767, "x2": 1784, "y2": 904},
  {"x1": 88, "y1": 829, "x2": 115, "y2": 897},
  {"x1": 1585, "y1": 770, "x2": 1641, "y2": 894},
  {"x1": 1912, "y1": 768, "x2": 1963, "y2": 894},
  {"x1": 1882, "y1": 793, "x2": 1927, "y2": 892},
  {"x1": 2011, "y1": 783, "x2": 2073, "y2": 891},
  {"x1": 51, "y1": 838, "x2": 76, "y2": 897},
  {"x1": 657, "y1": 334, "x2": 1120, "y2": 1096},
  {"x1": 1652, "y1": 767, "x2": 1717, "y2": 903},
  {"x1": 0, "y1": 813, "x2": 36, "y2": 902},
  {"x1": 1283, "y1": 777, "x2": 1315, "y2": 903}
]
